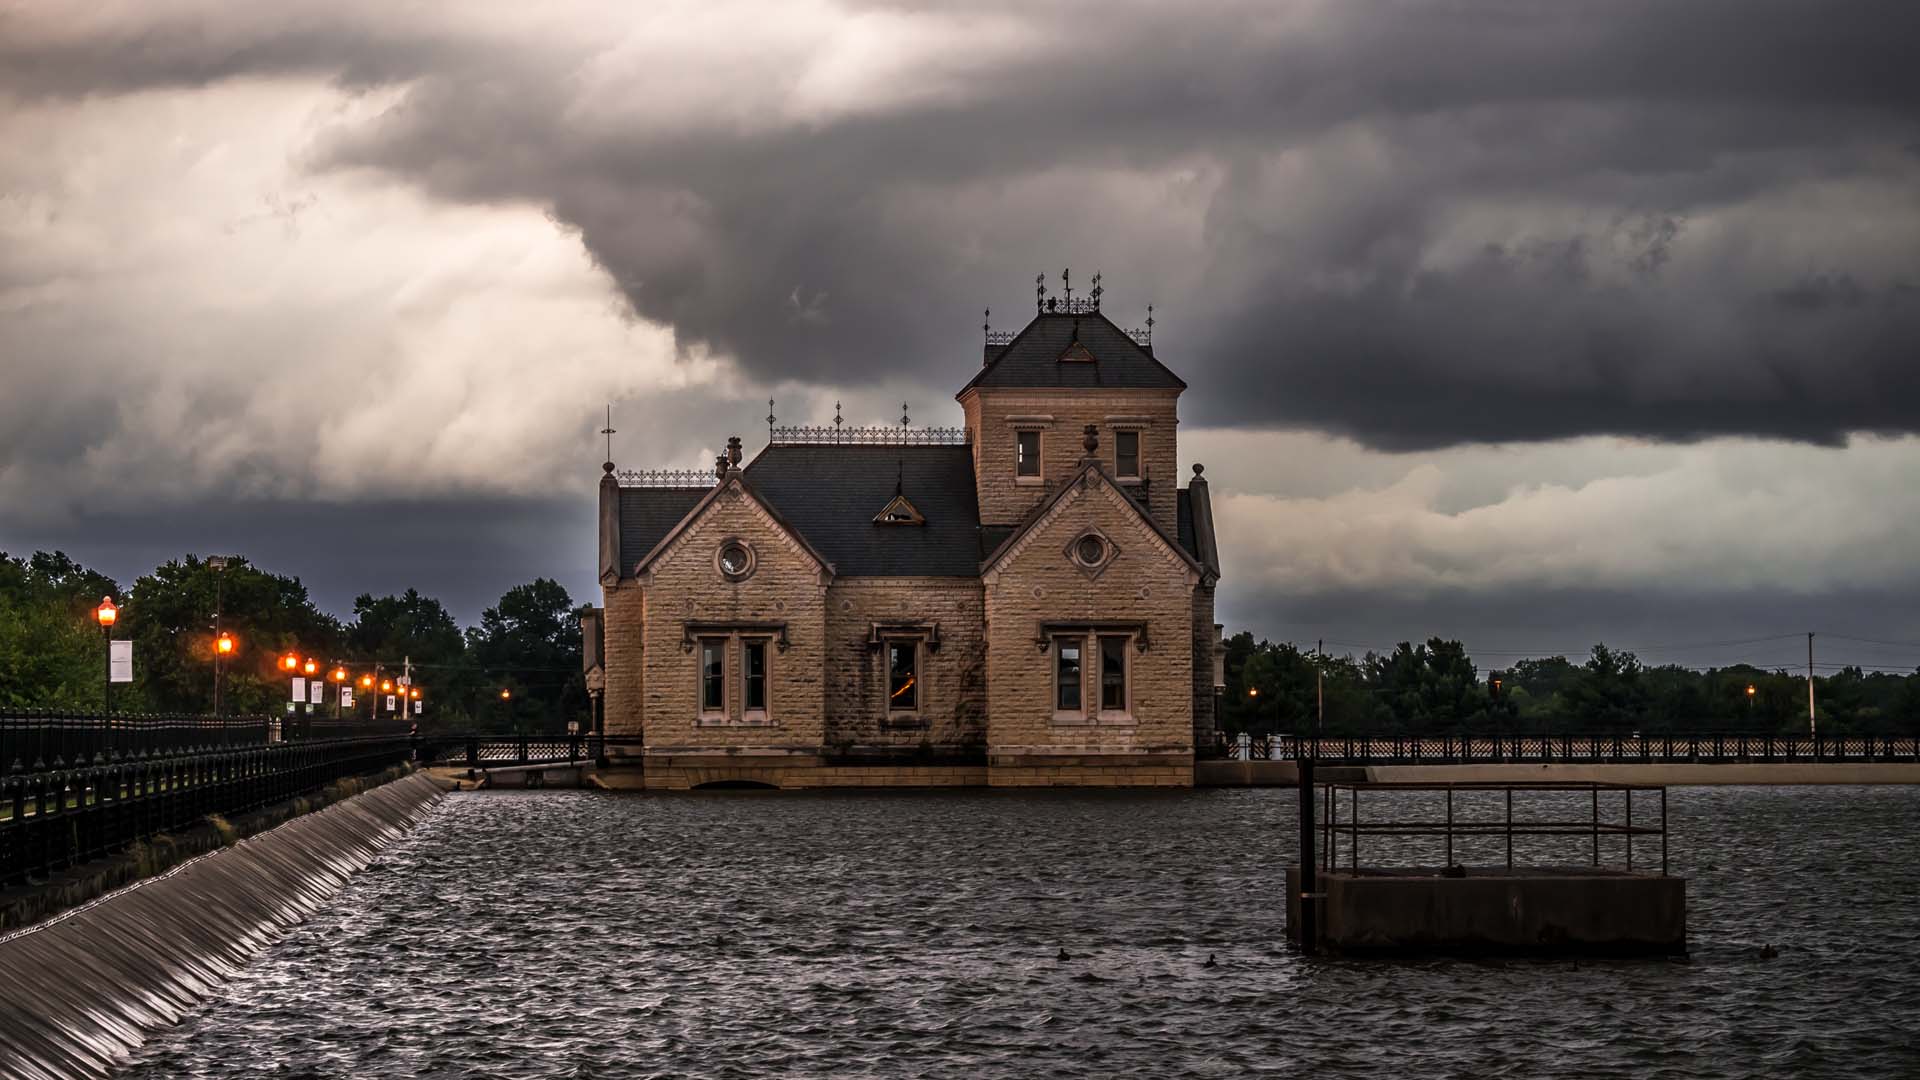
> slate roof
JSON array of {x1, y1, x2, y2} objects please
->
[
  {"x1": 618, "y1": 486, "x2": 710, "y2": 575},
  {"x1": 743, "y1": 444, "x2": 983, "y2": 577},
  {"x1": 619, "y1": 445, "x2": 1215, "y2": 581},
  {"x1": 961, "y1": 311, "x2": 1186, "y2": 393}
]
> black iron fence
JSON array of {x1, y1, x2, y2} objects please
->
[
  {"x1": 1205, "y1": 731, "x2": 1920, "y2": 764},
  {"x1": 419, "y1": 734, "x2": 613, "y2": 769},
  {"x1": 1, "y1": 711, "x2": 415, "y2": 886}
]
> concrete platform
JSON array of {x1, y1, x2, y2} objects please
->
[{"x1": 1287, "y1": 864, "x2": 1687, "y2": 955}]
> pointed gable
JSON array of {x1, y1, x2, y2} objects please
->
[
  {"x1": 872, "y1": 493, "x2": 926, "y2": 525},
  {"x1": 980, "y1": 459, "x2": 1204, "y2": 582}
]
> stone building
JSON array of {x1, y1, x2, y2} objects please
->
[{"x1": 592, "y1": 297, "x2": 1223, "y2": 788}]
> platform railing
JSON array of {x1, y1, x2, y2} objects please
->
[
  {"x1": 1320, "y1": 780, "x2": 1670, "y2": 877},
  {"x1": 1206, "y1": 732, "x2": 1920, "y2": 764}
]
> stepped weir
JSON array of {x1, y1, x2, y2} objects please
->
[{"x1": 0, "y1": 772, "x2": 443, "y2": 1079}]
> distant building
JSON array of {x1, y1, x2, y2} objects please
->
[{"x1": 593, "y1": 296, "x2": 1222, "y2": 787}]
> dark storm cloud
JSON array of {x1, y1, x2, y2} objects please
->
[{"x1": 7, "y1": 1, "x2": 1920, "y2": 447}]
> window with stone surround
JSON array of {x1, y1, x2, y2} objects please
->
[
  {"x1": 743, "y1": 638, "x2": 769, "y2": 714},
  {"x1": 888, "y1": 640, "x2": 918, "y2": 711},
  {"x1": 1016, "y1": 430, "x2": 1041, "y2": 479},
  {"x1": 1114, "y1": 430, "x2": 1141, "y2": 480},
  {"x1": 1055, "y1": 637, "x2": 1084, "y2": 713},
  {"x1": 699, "y1": 639, "x2": 726, "y2": 714},
  {"x1": 1099, "y1": 635, "x2": 1130, "y2": 714}
]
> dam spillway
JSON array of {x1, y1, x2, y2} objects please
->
[{"x1": 0, "y1": 772, "x2": 443, "y2": 1079}]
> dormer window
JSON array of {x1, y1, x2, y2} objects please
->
[
  {"x1": 1016, "y1": 430, "x2": 1041, "y2": 478},
  {"x1": 873, "y1": 493, "x2": 925, "y2": 525}
]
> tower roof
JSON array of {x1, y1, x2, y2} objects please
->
[{"x1": 960, "y1": 310, "x2": 1186, "y2": 395}]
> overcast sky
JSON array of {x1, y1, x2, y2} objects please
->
[{"x1": 3, "y1": 1, "x2": 1918, "y2": 671}]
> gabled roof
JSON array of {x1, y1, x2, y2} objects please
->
[
  {"x1": 619, "y1": 486, "x2": 710, "y2": 575},
  {"x1": 980, "y1": 458, "x2": 1205, "y2": 579},
  {"x1": 744, "y1": 444, "x2": 983, "y2": 577},
  {"x1": 627, "y1": 472, "x2": 834, "y2": 578},
  {"x1": 960, "y1": 311, "x2": 1186, "y2": 394}
]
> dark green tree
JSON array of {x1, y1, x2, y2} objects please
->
[
  {"x1": 123, "y1": 556, "x2": 342, "y2": 716},
  {"x1": 465, "y1": 578, "x2": 585, "y2": 732},
  {"x1": 0, "y1": 551, "x2": 123, "y2": 709}
]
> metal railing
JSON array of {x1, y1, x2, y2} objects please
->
[
  {"x1": 419, "y1": 734, "x2": 627, "y2": 769},
  {"x1": 1321, "y1": 780, "x2": 1669, "y2": 876},
  {"x1": 1, "y1": 711, "x2": 416, "y2": 886},
  {"x1": 615, "y1": 468, "x2": 719, "y2": 489},
  {"x1": 1206, "y1": 732, "x2": 1920, "y2": 764},
  {"x1": 2, "y1": 711, "x2": 403, "y2": 772},
  {"x1": 768, "y1": 425, "x2": 968, "y2": 446}
]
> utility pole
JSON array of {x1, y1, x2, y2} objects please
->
[
  {"x1": 1807, "y1": 632, "x2": 1817, "y2": 740},
  {"x1": 1315, "y1": 638, "x2": 1325, "y2": 745}
]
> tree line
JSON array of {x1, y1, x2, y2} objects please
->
[
  {"x1": 2, "y1": 550, "x2": 586, "y2": 732},
  {"x1": 1218, "y1": 633, "x2": 1920, "y2": 738}
]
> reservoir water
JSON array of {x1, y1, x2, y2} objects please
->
[{"x1": 122, "y1": 786, "x2": 1920, "y2": 1077}]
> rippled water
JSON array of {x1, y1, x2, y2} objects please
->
[{"x1": 123, "y1": 786, "x2": 1920, "y2": 1078}]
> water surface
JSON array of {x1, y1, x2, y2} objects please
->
[{"x1": 123, "y1": 786, "x2": 1920, "y2": 1078}]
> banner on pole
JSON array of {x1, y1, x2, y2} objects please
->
[
  {"x1": 291, "y1": 677, "x2": 306, "y2": 703},
  {"x1": 310, "y1": 680, "x2": 326, "y2": 704},
  {"x1": 386, "y1": 695, "x2": 396, "y2": 712},
  {"x1": 342, "y1": 687, "x2": 354, "y2": 708},
  {"x1": 413, "y1": 699, "x2": 422, "y2": 715},
  {"x1": 109, "y1": 640, "x2": 133, "y2": 683}
]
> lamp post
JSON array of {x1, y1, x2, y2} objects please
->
[
  {"x1": 360, "y1": 673, "x2": 376, "y2": 722},
  {"x1": 501, "y1": 687, "x2": 513, "y2": 733},
  {"x1": 214, "y1": 631, "x2": 234, "y2": 717},
  {"x1": 95, "y1": 596, "x2": 118, "y2": 714},
  {"x1": 331, "y1": 667, "x2": 348, "y2": 720},
  {"x1": 1747, "y1": 683, "x2": 1756, "y2": 721}
]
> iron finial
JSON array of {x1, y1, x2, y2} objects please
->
[
  {"x1": 767, "y1": 398, "x2": 776, "y2": 439},
  {"x1": 1091, "y1": 272, "x2": 1103, "y2": 311},
  {"x1": 901, "y1": 401, "x2": 911, "y2": 428},
  {"x1": 1036, "y1": 272, "x2": 1047, "y2": 313},
  {"x1": 834, "y1": 401, "x2": 844, "y2": 429},
  {"x1": 1146, "y1": 304, "x2": 1155, "y2": 345},
  {"x1": 600, "y1": 404, "x2": 617, "y2": 473},
  {"x1": 983, "y1": 308, "x2": 990, "y2": 343},
  {"x1": 1062, "y1": 267, "x2": 1072, "y2": 304}
]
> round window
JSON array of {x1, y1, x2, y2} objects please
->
[
  {"x1": 718, "y1": 540, "x2": 753, "y2": 579},
  {"x1": 1075, "y1": 535, "x2": 1107, "y2": 566}
]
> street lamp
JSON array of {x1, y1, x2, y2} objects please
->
[
  {"x1": 95, "y1": 596, "x2": 118, "y2": 714},
  {"x1": 501, "y1": 687, "x2": 513, "y2": 733},
  {"x1": 280, "y1": 652, "x2": 300, "y2": 673},
  {"x1": 214, "y1": 631, "x2": 234, "y2": 717},
  {"x1": 1747, "y1": 683, "x2": 1757, "y2": 718},
  {"x1": 331, "y1": 667, "x2": 348, "y2": 719}
]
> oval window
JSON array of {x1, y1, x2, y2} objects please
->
[
  {"x1": 1075, "y1": 535, "x2": 1106, "y2": 567},
  {"x1": 719, "y1": 541, "x2": 753, "y2": 579}
]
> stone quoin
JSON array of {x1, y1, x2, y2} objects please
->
[{"x1": 587, "y1": 291, "x2": 1225, "y2": 788}]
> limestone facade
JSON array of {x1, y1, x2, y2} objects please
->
[{"x1": 596, "y1": 305, "x2": 1221, "y2": 788}]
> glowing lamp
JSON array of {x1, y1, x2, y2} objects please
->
[
  {"x1": 331, "y1": 667, "x2": 347, "y2": 683},
  {"x1": 280, "y1": 653, "x2": 300, "y2": 672},
  {"x1": 216, "y1": 632, "x2": 234, "y2": 655},
  {"x1": 95, "y1": 596, "x2": 119, "y2": 628}
]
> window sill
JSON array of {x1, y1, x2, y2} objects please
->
[
  {"x1": 1052, "y1": 711, "x2": 1136, "y2": 727},
  {"x1": 695, "y1": 715, "x2": 779, "y2": 728},
  {"x1": 1014, "y1": 476, "x2": 1043, "y2": 486},
  {"x1": 882, "y1": 714, "x2": 929, "y2": 730},
  {"x1": 1116, "y1": 476, "x2": 1142, "y2": 485}
]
